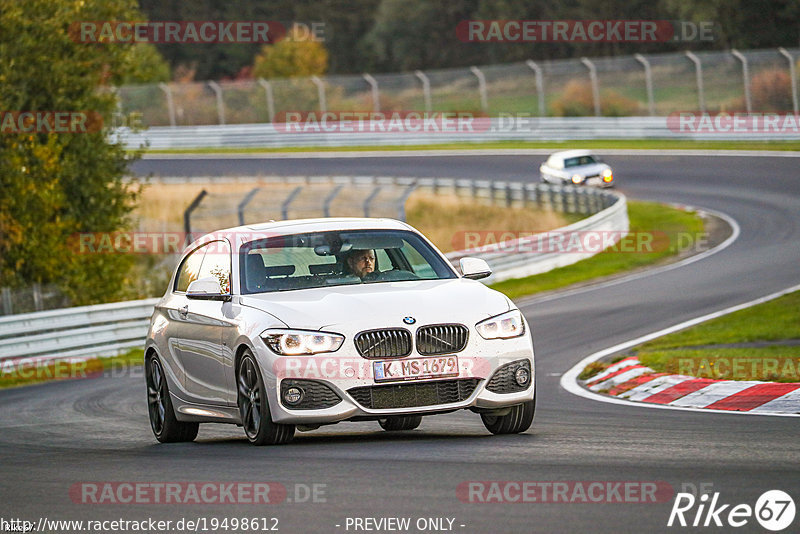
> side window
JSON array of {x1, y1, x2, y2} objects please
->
[
  {"x1": 376, "y1": 249, "x2": 391, "y2": 271},
  {"x1": 400, "y1": 240, "x2": 436, "y2": 278},
  {"x1": 198, "y1": 241, "x2": 231, "y2": 294},
  {"x1": 174, "y1": 245, "x2": 206, "y2": 292}
]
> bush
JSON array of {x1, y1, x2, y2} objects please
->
[
  {"x1": 751, "y1": 68, "x2": 794, "y2": 112},
  {"x1": 551, "y1": 80, "x2": 639, "y2": 117}
]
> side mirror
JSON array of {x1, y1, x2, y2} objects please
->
[
  {"x1": 459, "y1": 257, "x2": 492, "y2": 280},
  {"x1": 187, "y1": 277, "x2": 231, "y2": 301}
]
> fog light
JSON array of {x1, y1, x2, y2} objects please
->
[
  {"x1": 571, "y1": 174, "x2": 584, "y2": 184},
  {"x1": 514, "y1": 366, "x2": 530, "y2": 387},
  {"x1": 284, "y1": 386, "x2": 303, "y2": 405}
]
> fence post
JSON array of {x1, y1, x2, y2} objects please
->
[
  {"x1": 362, "y1": 73, "x2": 380, "y2": 112},
  {"x1": 323, "y1": 184, "x2": 343, "y2": 217},
  {"x1": 525, "y1": 60, "x2": 546, "y2": 116},
  {"x1": 158, "y1": 83, "x2": 176, "y2": 127},
  {"x1": 414, "y1": 70, "x2": 432, "y2": 112},
  {"x1": 207, "y1": 81, "x2": 226, "y2": 125},
  {"x1": 310, "y1": 76, "x2": 327, "y2": 113},
  {"x1": 580, "y1": 57, "x2": 601, "y2": 116},
  {"x1": 184, "y1": 189, "x2": 208, "y2": 246},
  {"x1": 685, "y1": 51, "x2": 706, "y2": 113},
  {"x1": 1, "y1": 287, "x2": 12, "y2": 315},
  {"x1": 731, "y1": 49, "x2": 752, "y2": 113},
  {"x1": 778, "y1": 48, "x2": 799, "y2": 114},
  {"x1": 32, "y1": 283, "x2": 43, "y2": 312},
  {"x1": 237, "y1": 187, "x2": 261, "y2": 226},
  {"x1": 257, "y1": 78, "x2": 276, "y2": 122},
  {"x1": 281, "y1": 186, "x2": 303, "y2": 220},
  {"x1": 634, "y1": 54, "x2": 656, "y2": 116},
  {"x1": 363, "y1": 185, "x2": 382, "y2": 217},
  {"x1": 469, "y1": 66, "x2": 489, "y2": 113},
  {"x1": 396, "y1": 183, "x2": 418, "y2": 221}
]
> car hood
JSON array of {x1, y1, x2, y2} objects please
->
[{"x1": 238, "y1": 278, "x2": 511, "y2": 332}]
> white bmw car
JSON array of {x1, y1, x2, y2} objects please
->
[
  {"x1": 539, "y1": 149, "x2": 614, "y2": 187},
  {"x1": 145, "y1": 218, "x2": 535, "y2": 445}
]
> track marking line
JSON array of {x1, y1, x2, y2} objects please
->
[{"x1": 560, "y1": 282, "x2": 800, "y2": 417}]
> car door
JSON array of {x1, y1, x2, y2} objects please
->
[{"x1": 166, "y1": 240, "x2": 235, "y2": 406}]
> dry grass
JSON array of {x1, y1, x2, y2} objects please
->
[{"x1": 133, "y1": 181, "x2": 572, "y2": 254}]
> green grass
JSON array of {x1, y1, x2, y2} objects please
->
[
  {"x1": 489, "y1": 200, "x2": 705, "y2": 300},
  {"x1": 629, "y1": 291, "x2": 800, "y2": 382},
  {"x1": 0, "y1": 348, "x2": 144, "y2": 390},
  {"x1": 638, "y1": 291, "x2": 800, "y2": 350},
  {"x1": 142, "y1": 139, "x2": 800, "y2": 155}
]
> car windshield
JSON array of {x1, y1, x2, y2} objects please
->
[
  {"x1": 563, "y1": 155, "x2": 598, "y2": 167},
  {"x1": 239, "y1": 229, "x2": 457, "y2": 294}
]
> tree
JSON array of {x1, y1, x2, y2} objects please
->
[
  {"x1": 253, "y1": 25, "x2": 329, "y2": 79},
  {"x1": 0, "y1": 0, "x2": 164, "y2": 304}
]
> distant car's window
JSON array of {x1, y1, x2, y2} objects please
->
[
  {"x1": 239, "y1": 229, "x2": 456, "y2": 294},
  {"x1": 174, "y1": 244, "x2": 206, "y2": 292},
  {"x1": 564, "y1": 155, "x2": 597, "y2": 168},
  {"x1": 197, "y1": 240, "x2": 231, "y2": 294}
]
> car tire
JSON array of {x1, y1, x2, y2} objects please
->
[
  {"x1": 237, "y1": 350, "x2": 295, "y2": 446},
  {"x1": 378, "y1": 415, "x2": 422, "y2": 431},
  {"x1": 480, "y1": 397, "x2": 535, "y2": 435},
  {"x1": 146, "y1": 355, "x2": 199, "y2": 443}
]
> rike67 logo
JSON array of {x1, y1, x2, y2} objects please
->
[{"x1": 668, "y1": 489, "x2": 795, "y2": 531}]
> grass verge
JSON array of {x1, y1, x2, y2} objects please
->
[
  {"x1": 0, "y1": 348, "x2": 144, "y2": 390},
  {"x1": 635, "y1": 291, "x2": 800, "y2": 382},
  {"x1": 142, "y1": 139, "x2": 800, "y2": 155},
  {"x1": 489, "y1": 200, "x2": 705, "y2": 300}
]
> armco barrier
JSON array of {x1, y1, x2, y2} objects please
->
[
  {"x1": 0, "y1": 180, "x2": 625, "y2": 366},
  {"x1": 115, "y1": 116, "x2": 800, "y2": 150}
]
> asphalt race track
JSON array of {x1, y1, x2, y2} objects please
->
[{"x1": 2, "y1": 153, "x2": 799, "y2": 533}]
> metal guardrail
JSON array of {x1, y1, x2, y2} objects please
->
[
  {"x1": 116, "y1": 116, "x2": 800, "y2": 150},
  {"x1": 0, "y1": 179, "x2": 625, "y2": 367}
]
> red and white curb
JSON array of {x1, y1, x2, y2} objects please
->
[
  {"x1": 583, "y1": 356, "x2": 800, "y2": 414},
  {"x1": 561, "y1": 282, "x2": 800, "y2": 417}
]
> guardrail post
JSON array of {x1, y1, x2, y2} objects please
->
[
  {"x1": 237, "y1": 187, "x2": 261, "y2": 226},
  {"x1": 184, "y1": 189, "x2": 208, "y2": 246},
  {"x1": 323, "y1": 184, "x2": 344, "y2": 217},
  {"x1": 469, "y1": 66, "x2": 489, "y2": 113},
  {"x1": 257, "y1": 78, "x2": 276, "y2": 122},
  {"x1": 685, "y1": 51, "x2": 706, "y2": 113},
  {"x1": 505, "y1": 183, "x2": 512, "y2": 207},
  {"x1": 1, "y1": 287, "x2": 12, "y2": 315},
  {"x1": 414, "y1": 70, "x2": 432, "y2": 113},
  {"x1": 778, "y1": 48, "x2": 799, "y2": 114},
  {"x1": 363, "y1": 73, "x2": 380, "y2": 112},
  {"x1": 731, "y1": 50, "x2": 752, "y2": 113},
  {"x1": 396, "y1": 183, "x2": 418, "y2": 221},
  {"x1": 281, "y1": 186, "x2": 303, "y2": 220},
  {"x1": 634, "y1": 54, "x2": 656, "y2": 116},
  {"x1": 158, "y1": 83, "x2": 176, "y2": 127},
  {"x1": 363, "y1": 185, "x2": 382, "y2": 217},
  {"x1": 310, "y1": 76, "x2": 327, "y2": 113},
  {"x1": 580, "y1": 57, "x2": 601, "y2": 117},
  {"x1": 525, "y1": 60, "x2": 546, "y2": 116}
]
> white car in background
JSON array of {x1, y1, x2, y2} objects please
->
[
  {"x1": 539, "y1": 150, "x2": 615, "y2": 187},
  {"x1": 144, "y1": 218, "x2": 536, "y2": 445}
]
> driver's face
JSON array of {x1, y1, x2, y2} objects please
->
[{"x1": 348, "y1": 250, "x2": 375, "y2": 278}]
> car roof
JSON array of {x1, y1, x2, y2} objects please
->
[
  {"x1": 187, "y1": 217, "x2": 416, "y2": 250},
  {"x1": 548, "y1": 149, "x2": 596, "y2": 160}
]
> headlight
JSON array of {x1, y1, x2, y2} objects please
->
[
  {"x1": 602, "y1": 168, "x2": 613, "y2": 182},
  {"x1": 571, "y1": 174, "x2": 584, "y2": 184},
  {"x1": 261, "y1": 329, "x2": 344, "y2": 355},
  {"x1": 475, "y1": 310, "x2": 525, "y2": 340}
]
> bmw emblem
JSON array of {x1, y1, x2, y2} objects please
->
[{"x1": 403, "y1": 316, "x2": 416, "y2": 325}]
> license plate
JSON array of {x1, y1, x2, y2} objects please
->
[{"x1": 373, "y1": 355, "x2": 459, "y2": 383}]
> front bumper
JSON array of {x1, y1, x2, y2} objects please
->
[{"x1": 254, "y1": 331, "x2": 535, "y2": 425}]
